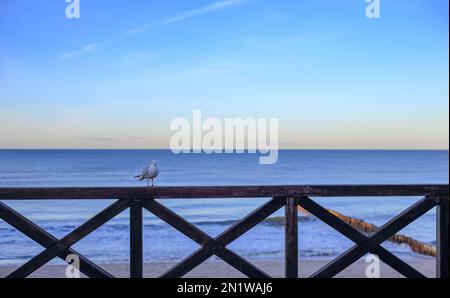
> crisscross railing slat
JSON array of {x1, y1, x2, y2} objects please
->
[
  {"x1": 298, "y1": 196, "x2": 426, "y2": 278},
  {"x1": 0, "y1": 201, "x2": 113, "y2": 278},
  {"x1": 310, "y1": 196, "x2": 438, "y2": 278},
  {"x1": 6, "y1": 199, "x2": 129, "y2": 278},
  {"x1": 143, "y1": 199, "x2": 270, "y2": 278},
  {"x1": 0, "y1": 185, "x2": 447, "y2": 279},
  {"x1": 160, "y1": 198, "x2": 285, "y2": 278}
]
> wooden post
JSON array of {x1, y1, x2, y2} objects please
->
[
  {"x1": 285, "y1": 197, "x2": 298, "y2": 278},
  {"x1": 437, "y1": 196, "x2": 449, "y2": 278},
  {"x1": 130, "y1": 199, "x2": 143, "y2": 278}
]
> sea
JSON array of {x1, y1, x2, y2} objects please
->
[{"x1": 0, "y1": 150, "x2": 448, "y2": 265}]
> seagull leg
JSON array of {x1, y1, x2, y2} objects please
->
[
  {"x1": 147, "y1": 179, "x2": 149, "y2": 188},
  {"x1": 152, "y1": 179, "x2": 154, "y2": 187}
]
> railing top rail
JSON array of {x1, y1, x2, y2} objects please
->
[{"x1": 0, "y1": 184, "x2": 448, "y2": 200}]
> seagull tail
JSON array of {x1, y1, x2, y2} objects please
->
[{"x1": 134, "y1": 175, "x2": 141, "y2": 179}]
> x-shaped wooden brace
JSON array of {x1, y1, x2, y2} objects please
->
[
  {"x1": 3, "y1": 199, "x2": 129, "y2": 278},
  {"x1": 0, "y1": 201, "x2": 114, "y2": 278},
  {"x1": 143, "y1": 198, "x2": 285, "y2": 278},
  {"x1": 3, "y1": 195, "x2": 434, "y2": 278},
  {"x1": 298, "y1": 196, "x2": 438, "y2": 278}
]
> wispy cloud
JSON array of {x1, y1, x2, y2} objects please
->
[
  {"x1": 119, "y1": 24, "x2": 154, "y2": 37},
  {"x1": 60, "y1": 0, "x2": 244, "y2": 59},
  {"x1": 59, "y1": 43, "x2": 101, "y2": 60},
  {"x1": 159, "y1": 0, "x2": 243, "y2": 25},
  {"x1": 121, "y1": 0, "x2": 243, "y2": 36},
  {"x1": 77, "y1": 135, "x2": 151, "y2": 142},
  {"x1": 77, "y1": 136, "x2": 115, "y2": 142}
]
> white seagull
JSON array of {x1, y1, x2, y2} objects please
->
[{"x1": 135, "y1": 160, "x2": 159, "y2": 187}]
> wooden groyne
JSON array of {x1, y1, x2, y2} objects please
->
[{"x1": 299, "y1": 207, "x2": 437, "y2": 257}]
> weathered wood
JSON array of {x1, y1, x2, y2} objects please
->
[
  {"x1": 130, "y1": 199, "x2": 143, "y2": 278},
  {"x1": 0, "y1": 184, "x2": 448, "y2": 279},
  {"x1": 298, "y1": 196, "x2": 425, "y2": 278},
  {"x1": 285, "y1": 197, "x2": 298, "y2": 278},
  {"x1": 143, "y1": 200, "x2": 210, "y2": 245},
  {"x1": 6, "y1": 199, "x2": 129, "y2": 278},
  {"x1": 0, "y1": 184, "x2": 447, "y2": 200},
  {"x1": 160, "y1": 198, "x2": 285, "y2": 278},
  {"x1": 213, "y1": 198, "x2": 286, "y2": 248},
  {"x1": 161, "y1": 245, "x2": 212, "y2": 278},
  {"x1": 142, "y1": 199, "x2": 270, "y2": 278},
  {"x1": 217, "y1": 249, "x2": 271, "y2": 278},
  {"x1": 437, "y1": 196, "x2": 449, "y2": 278},
  {"x1": 0, "y1": 201, "x2": 113, "y2": 278},
  {"x1": 311, "y1": 196, "x2": 438, "y2": 278}
]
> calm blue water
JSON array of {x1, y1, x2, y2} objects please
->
[{"x1": 0, "y1": 150, "x2": 448, "y2": 265}]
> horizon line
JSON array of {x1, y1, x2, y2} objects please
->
[{"x1": 0, "y1": 148, "x2": 448, "y2": 151}]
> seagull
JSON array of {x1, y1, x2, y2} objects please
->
[{"x1": 135, "y1": 160, "x2": 159, "y2": 187}]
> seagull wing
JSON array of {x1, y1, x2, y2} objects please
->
[
  {"x1": 136, "y1": 165, "x2": 150, "y2": 180},
  {"x1": 142, "y1": 165, "x2": 150, "y2": 176}
]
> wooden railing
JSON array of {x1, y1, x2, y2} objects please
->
[{"x1": 0, "y1": 185, "x2": 448, "y2": 278}]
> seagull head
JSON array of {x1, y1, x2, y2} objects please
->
[{"x1": 151, "y1": 160, "x2": 158, "y2": 166}]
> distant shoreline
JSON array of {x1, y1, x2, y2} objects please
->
[{"x1": 0, "y1": 149, "x2": 448, "y2": 151}]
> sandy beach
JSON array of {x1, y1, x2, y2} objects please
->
[{"x1": 0, "y1": 259, "x2": 436, "y2": 278}]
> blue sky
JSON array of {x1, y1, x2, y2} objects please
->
[{"x1": 0, "y1": 0, "x2": 448, "y2": 149}]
